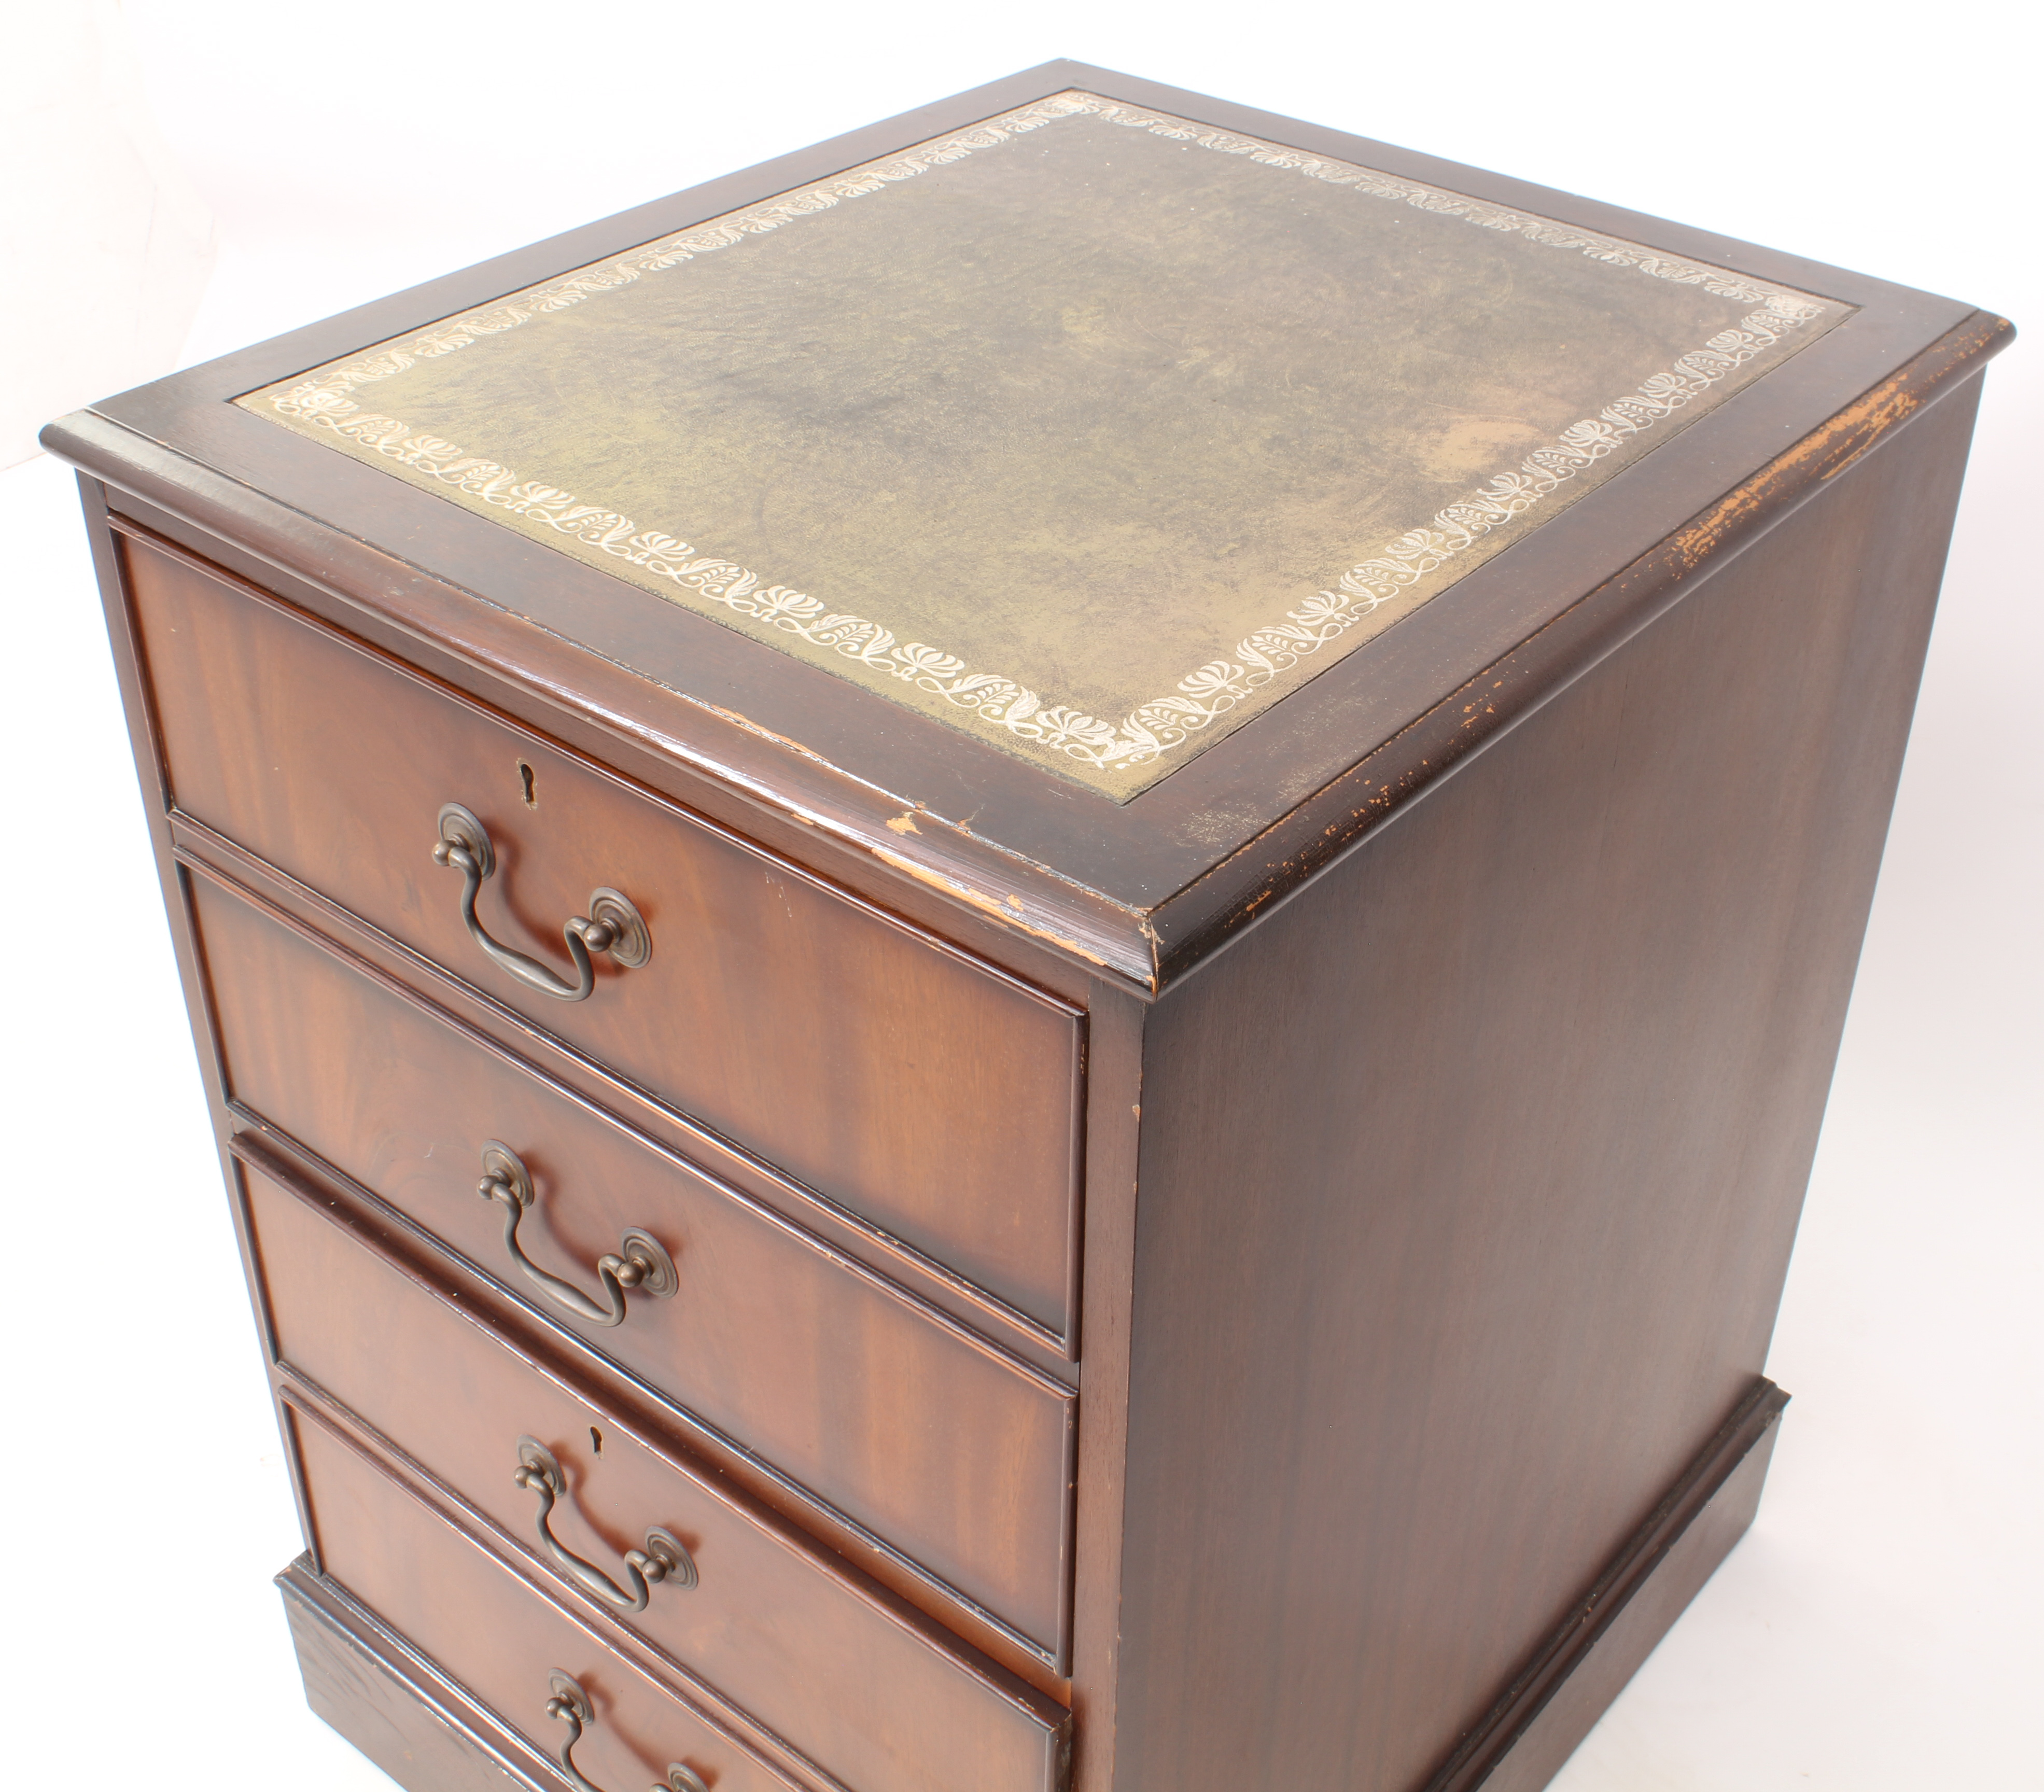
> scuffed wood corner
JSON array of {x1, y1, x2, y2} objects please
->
[
  {"x1": 873, "y1": 845, "x2": 1161, "y2": 992},
  {"x1": 1670, "y1": 309, "x2": 2014, "y2": 574},
  {"x1": 1147, "y1": 308, "x2": 2013, "y2": 990}
]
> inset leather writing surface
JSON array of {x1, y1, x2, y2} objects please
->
[{"x1": 237, "y1": 92, "x2": 1845, "y2": 797}]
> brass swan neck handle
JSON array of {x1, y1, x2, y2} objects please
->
[
  {"x1": 432, "y1": 802, "x2": 650, "y2": 1003},
  {"x1": 543, "y1": 1671, "x2": 709, "y2": 1792},
  {"x1": 514, "y1": 1437, "x2": 697, "y2": 1615},
  {"x1": 477, "y1": 1140, "x2": 678, "y2": 1330}
]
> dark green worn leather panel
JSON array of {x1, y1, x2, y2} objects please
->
[{"x1": 241, "y1": 93, "x2": 1845, "y2": 796}]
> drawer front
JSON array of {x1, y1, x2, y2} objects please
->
[
  {"x1": 250, "y1": 1160, "x2": 1071, "y2": 1792},
  {"x1": 197, "y1": 873, "x2": 1074, "y2": 1656},
  {"x1": 291, "y1": 1403, "x2": 808, "y2": 1792},
  {"x1": 127, "y1": 530, "x2": 1083, "y2": 1339}
]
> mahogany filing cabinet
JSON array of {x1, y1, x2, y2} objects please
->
[{"x1": 46, "y1": 60, "x2": 2009, "y2": 1792}]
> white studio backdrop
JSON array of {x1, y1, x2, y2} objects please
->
[
  {"x1": 1, "y1": 2, "x2": 2036, "y2": 1788},
  {"x1": 0, "y1": 0, "x2": 214, "y2": 466}
]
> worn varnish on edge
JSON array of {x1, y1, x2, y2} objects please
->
[{"x1": 40, "y1": 62, "x2": 2012, "y2": 1000}]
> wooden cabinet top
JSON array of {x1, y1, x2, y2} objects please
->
[{"x1": 44, "y1": 60, "x2": 2010, "y2": 996}]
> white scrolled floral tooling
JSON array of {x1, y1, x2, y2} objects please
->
[{"x1": 262, "y1": 94, "x2": 1830, "y2": 776}]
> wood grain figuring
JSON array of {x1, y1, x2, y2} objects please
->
[
  {"x1": 1109, "y1": 376, "x2": 1983, "y2": 1791},
  {"x1": 124, "y1": 530, "x2": 1085, "y2": 1336},
  {"x1": 49, "y1": 59, "x2": 2008, "y2": 1792},
  {"x1": 243, "y1": 1158, "x2": 1069, "y2": 1792},
  {"x1": 197, "y1": 873, "x2": 1077, "y2": 1657},
  {"x1": 174, "y1": 813, "x2": 1073, "y2": 1371},
  {"x1": 291, "y1": 1406, "x2": 814, "y2": 1792}
]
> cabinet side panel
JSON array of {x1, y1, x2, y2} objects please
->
[{"x1": 1111, "y1": 377, "x2": 1984, "y2": 1792}]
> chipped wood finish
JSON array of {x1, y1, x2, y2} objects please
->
[
  {"x1": 1149, "y1": 310, "x2": 2013, "y2": 978},
  {"x1": 40, "y1": 61, "x2": 2009, "y2": 998},
  {"x1": 48, "y1": 55, "x2": 2007, "y2": 1792}
]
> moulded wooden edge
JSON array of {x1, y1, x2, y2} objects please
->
[
  {"x1": 53, "y1": 432, "x2": 1165, "y2": 995},
  {"x1": 38, "y1": 56, "x2": 2016, "y2": 999},
  {"x1": 1148, "y1": 316, "x2": 2011, "y2": 982},
  {"x1": 1421, "y1": 1379, "x2": 1790, "y2": 1792},
  {"x1": 91, "y1": 483, "x2": 1112, "y2": 1013},
  {"x1": 48, "y1": 309, "x2": 2008, "y2": 1001},
  {"x1": 280, "y1": 1552, "x2": 580, "y2": 1792}
]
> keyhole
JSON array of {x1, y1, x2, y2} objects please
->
[
  {"x1": 589, "y1": 1426, "x2": 603, "y2": 1457},
  {"x1": 517, "y1": 760, "x2": 537, "y2": 808}
]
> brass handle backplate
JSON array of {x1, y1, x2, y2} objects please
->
[
  {"x1": 479, "y1": 1140, "x2": 678, "y2": 1329},
  {"x1": 433, "y1": 802, "x2": 651, "y2": 1003},
  {"x1": 515, "y1": 1437, "x2": 698, "y2": 1614},
  {"x1": 544, "y1": 1671, "x2": 709, "y2": 1792}
]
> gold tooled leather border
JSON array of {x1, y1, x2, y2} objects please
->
[{"x1": 241, "y1": 93, "x2": 1843, "y2": 788}]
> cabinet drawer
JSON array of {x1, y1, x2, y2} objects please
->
[
  {"x1": 251, "y1": 1159, "x2": 1072, "y2": 1792},
  {"x1": 125, "y1": 528, "x2": 1083, "y2": 1339},
  {"x1": 287, "y1": 1406, "x2": 809, "y2": 1792},
  {"x1": 198, "y1": 873, "x2": 1074, "y2": 1658}
]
